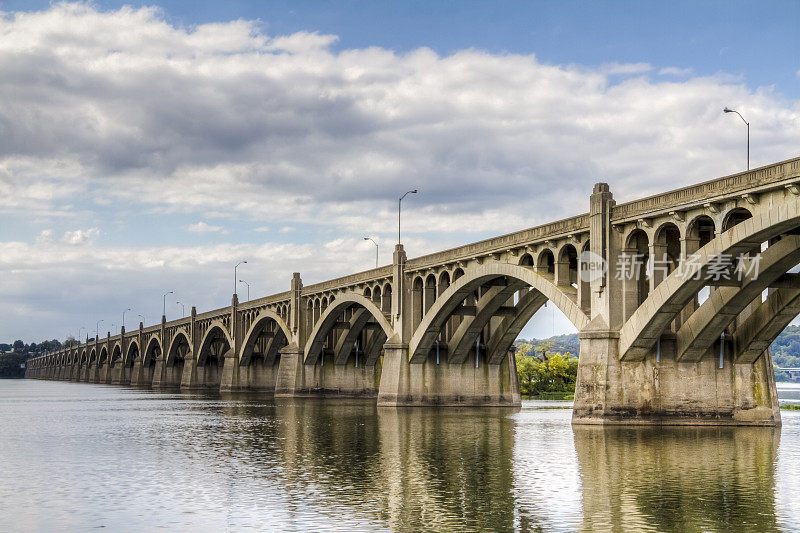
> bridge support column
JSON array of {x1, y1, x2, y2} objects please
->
[
  {"x1": 180, "y1": 355, "x2": 224, "y2": 391},
  {"x1": 152, "y1": 357, "x2": 182, "y2": 390},
  {"x1": 129, "y1": 360, "x2": 153, "y2": 388},
  {"x1": 378, "y1": 344, "x2": 520, "y2": 406},
  {"x1": 109, "y1": 364, "x2": 129, "y2": 385},
  {"x1": 219, "y1": 351, "x2": 243, "y2": 392},
  {"x1": 573, "y1": 327, "x2": 781, "y2": 425},
  {"x1": 274, "y1": 344, "x2": 304, "y2": 397}
]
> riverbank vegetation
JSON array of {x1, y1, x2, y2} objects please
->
[{"x1": 515, "y1": 341, "x2": 578, "y2": 399}]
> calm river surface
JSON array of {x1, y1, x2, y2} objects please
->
[{"x1": 2, "y1": 380, "x2": 800, "y2": 532}]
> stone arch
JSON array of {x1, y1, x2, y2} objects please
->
[
  {"x1": 623, "y1": 228, "x2": 650, "y2": 314},
  {"x1": 556, "y1": 243, "x2": 579, "y2": 287},
  {"x1": 304, "y1": 293, "x2": 394, "y2": 364},
  {"x1": 424, "y1": 274, "x2": 437, "y2": 313},
  {"x1": 110, "y1": 343, "x2": 122, "y2": 367},
  {"x1": 734, "y1": 286, "x2": 800, "y2": 363},
  {"x1": 675, "y1": 235, "x2": 800, "y2": 361},
  {"x1": 239, "y1": 310, "x2": 291, "y2": 365},
  {"x1": 686, "y1": 214, "x2": 716, "y2": 250},
  {"x1": 408, "y1": 262, "x2": 590, "y2": 362},
  {"x1": 197, "y1": 323, "x2": 231, "y2": 366},
  {"x1": 372, "y1": 285, "x2": 382, "y2": 308},
  {"x1": 536, "y1": 249, "x2": 555, "y2": 276},
  {"x1": 519, "y1": 253, "x2": 534, "y2": 267},
  {"x1": 364, "y1": 286, "x2": 372, "y2": 299},
  {"x1": 722, "y1": 207, "x2": 753, "y2": 232},
  {"x1": 143, "y1": 336, "x2": 162, "y2": 367},
  {"x1": 619, "y1": 201, "x2": 800, "y2": 360},
  {"x1": 80, "y1": 348, "x2": 88, "y2": 366},
  {"x1": 412, "y1": 276, "x2": 424, "y2": 329},
  {"x1": 166, "y1": 330, "x2": 191, "y2": 366},
  {"x1": 125, "y1": 339, "x2": 140, "y2": 366},
  {"x1": 98, "y1": 346, "x2": 108, "y2": 367},
  {"x1": 381, "y1": 282, "x2": 392, "y2": 314}
]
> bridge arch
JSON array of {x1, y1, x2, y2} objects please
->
[
  {"x1": 142, "y1": 336, "x2": 162, "y2": 367},
  {"x1": 166, "y1": 330, "x2": 191, "y2": 367},
  {"x1": 197, "y1": 322, "x2": 232, "y2": 366},
  {"x1": 239, "y1": 310, "x2": 291, "y2": 366},
  {"x1": 408, "y1": 262, "x2": 590, "y2": 363},
  {"x1": 304, "y1": 293, "x2": 394, "y2": 365},
  {"x1": 125, "y1": 339, "x2": 140, "y2": 366},
  {"x1": 110, "y1": 343, "x2": 122, "y2": 367},
  {"x1": 619, "y1": 201, "x2": 800, "y2": 360},
  {"x1": 722, "y1": 206, "x2": 753, "y2": 232}
]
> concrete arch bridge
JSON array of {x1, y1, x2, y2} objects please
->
[{"x1": 27, "y1": 156, "x2": 800, "y2": 425}]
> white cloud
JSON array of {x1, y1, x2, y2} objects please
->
[
  {"x1": 0, "y1": 2, "x2": 796, "y2": 234},
  {"x1": 659, "y1": 66, "x2": 693, "y2": 77},
  {"x1": 279, "y1": 226, "x2": 295, "y2": 233},
  {"x1": 1, "y1": 3, "x2": 800, "y2": 342},
  {"x1": 187, "y1": 221, "x2": 226, "y2": 233},
  {"x1": 61, "y1": 228, "x2": 100, "y2": 245},
  {"x1": 35, "y1": 230, "x2": 54, "y2": 245},
  {"x1": 254, "y1": 226, "x2": 270, "y2": 232}
]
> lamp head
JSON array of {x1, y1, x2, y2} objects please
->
[
  {"x1": 411, "y1": 189, "x2": 418, "y2": 194},
  {"x1": 724, "y1": 107, "x2": 734, "y2": 113}
]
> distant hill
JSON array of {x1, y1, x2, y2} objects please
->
[{"x1": 517, "y1": 328, "x2": 800, "y2": 382}]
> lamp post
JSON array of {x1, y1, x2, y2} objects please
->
[
  {"x1": 176, "y1": 301, "x2": 186, "y2": 318},
  {"x1": 238, "y1": 280, "x2": 250, "y2": 302},
  {"x1": 138, "y1": 314, "x2": 146, "y2": 326},
  {"x1": 363, "y1": 237, "x2": 378, "y2": 268},
  {"x1": 78, "y1": 327, "x2": 85, "y2": 345},
  {"x1": 234, "y1": 261, "x2": 247, "y2": 296},
  {"x1": 95, "y1": 320, "x2": 103, "y2": 341},
  {"x1": 122, "y1": 308, "x2": 131, "y2": 332},
  {"x1": 723, "y1": 107, "x2": 750, "y2": 170},
  {"x1": 163, "y1": 291, "x2": 173, "y2": 318},
  {"x1": 398, "y1": 189, "x2": 418, "y2": 245}
]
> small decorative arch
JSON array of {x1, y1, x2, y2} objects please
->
[
  {"x1": 519, "y1": 253, "x2": 534, "y2": 267},
  {"x1": 722, "y1": 207, "x2": 753, "y2": 232},
  {"x1": 536, "y1": 249, "x2": 555, "y2": 276}
]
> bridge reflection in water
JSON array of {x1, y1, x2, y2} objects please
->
[
  {"x1": 211, "y1": 398, "x2": 782, "y2": 531},
  {"x1": 3, "y1": 378, "x2": 793, "y2": 531}
]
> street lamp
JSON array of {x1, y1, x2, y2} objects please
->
[
  {"x1": 238, "y1": 279, "x2": 250, "y2": 302},
  {"x1": 78, "y1": 327, "x2": 85, "y2": 345},
  {"x1": 95, "y1": 320, "x2": 103, "y2": 341},
  {"x1": 176, "y1": 301, "x2": 186, "y2": 318},
  {"x1": 122, "y1": 308, "x2": 131, "y2": 331},
  {"x1": 234, "y1": 261, "x2": 247, "y2": 296},
  {"x1": 398, "y1": 189, "x2": 418, "y2": 245},
  {"x1": 138, "y1": 314, "x2": 146, "y2": 326},
  {"x1": 724, "y1": 107, "x2": 750, "y2": 170},
  {"x1": 163, "y1": 291, "x2": 173, "y2": 318},
  {"x1": 363, "y1": 237, "x2": 378, "y2": 268}
]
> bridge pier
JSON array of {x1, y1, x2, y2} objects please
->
[
  {"x1": 109, "y1": 363, "x2": 130, "y2": 385},
  {"x1": 151, "y1": 357, "x2": 182, "y2": 390},
  {"x1": 377, "y1": 344, "x2": 520, "y2": 406},
  {"x1": 129, "y1": 360, "x2": 153, "y2": 387},
  {"x1": 180, "y1": 353, "x2": 224, "y2": 391}
]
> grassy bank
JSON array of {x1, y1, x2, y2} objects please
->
[{"x1": 781, "y1": 404, "x2": 800, "y2": 410}]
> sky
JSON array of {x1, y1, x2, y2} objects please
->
[{"x1": 1, "y1": 1, "x2": 799, "y2": 343}]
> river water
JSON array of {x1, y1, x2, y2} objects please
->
[{"x1": 2, "y1": 380, "x2": 800, "y2": 532}]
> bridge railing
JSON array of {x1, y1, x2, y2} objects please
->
[{"x1": 612, "y1": 156, "x2": 800, "y2": 222}]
